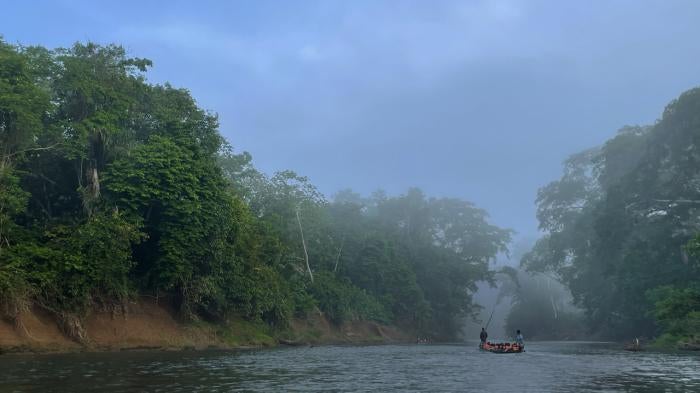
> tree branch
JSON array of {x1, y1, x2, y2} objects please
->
[{"x1": 4, "y1": 143, "x2": 62, "y2": 159}]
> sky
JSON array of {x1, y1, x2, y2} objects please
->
[{"x1": 4, "y1": 0, "x2": 700, "y2": 239}]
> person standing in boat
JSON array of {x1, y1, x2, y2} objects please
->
[
  {"x1": 515, "y1": 330, "x2": 524, "y2": 347},
  {"x1": 480, "y1": 328, "x2": 488, "y2": 344}
]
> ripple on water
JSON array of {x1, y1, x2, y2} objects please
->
[{"x1": 1, "y1": 342, "x2": 699, "y2": 392}]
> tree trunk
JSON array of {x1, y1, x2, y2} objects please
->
[
  {"x1": 296, "y1": 208, "x2": 313, "y2": 282},
  {"x1": 333, "y1": 235, "x2": 345, "y2": 272}
]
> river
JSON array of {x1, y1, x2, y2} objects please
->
[{"x1": 1, "y1": 342, "x2": 699, "y2": 392}]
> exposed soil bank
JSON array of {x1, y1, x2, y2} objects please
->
[{"x1": 0, "y1": 298, "x2": 412, "y2": 355}]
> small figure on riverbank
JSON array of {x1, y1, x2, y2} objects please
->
[
  {"x1": 624, "y1": 337, "x2": 643, "y2": 351},
  {"x1": 480, "y1": 328, "x2": 488, "y2": 344}
]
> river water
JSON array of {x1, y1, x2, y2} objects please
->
[{"x1": 1, "y1": 342, "x2": 699, "y2": 392}]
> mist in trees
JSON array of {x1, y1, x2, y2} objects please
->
[
  {"x1": 470, "y1": 89, "x2": 700, "y2": 346},
  {"x1": 0, "y1": 40, "x2": 512, "y2": 341},
  {"x1": 523, "y1": 91, "x2": 700, "y2": 345},
  {"x1": 466, "y1": 238, "x2": 585, "y2": 341},
  {"x1": 2, "y1": 36, "x2": 700, "y2": 348},
  {"x1": 501, "y1": 270, "x2": 585, "y2": 340}
]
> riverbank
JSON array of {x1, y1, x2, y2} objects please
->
[{"x1": 0, "y1": 298, "x2": 413, "y2": 355}]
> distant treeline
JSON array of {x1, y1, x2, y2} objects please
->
[
  {"x1": 524, "y1": 89, "x2": 700, "y2": 346},
  {"x1": 0, "y1": 40, "x2": 512, "y2": 341}
]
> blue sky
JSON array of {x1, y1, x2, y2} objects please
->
[{"x1": 4, "y1": 0, "x2": 700, "y2": 238}]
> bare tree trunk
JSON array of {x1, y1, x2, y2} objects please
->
[
  {"x1": 296, "y1": 208, "x2": 313, "y2": 282},
  {"x1": 547, "y1": 278, "x2": 558, "y2": 319},
  {"x1": 333, "y1": 235, "x2": 345, "y2": 272},
  {"x1": 0, "y1": 158, "x2": 11, "y2": 255},
  {"x1": 81, "y1": 164, "x2": 101, "y2": 216}
]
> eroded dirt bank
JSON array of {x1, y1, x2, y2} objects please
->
[{"x1": 0, "y1": 298, "x2": 412, "y2": 354}]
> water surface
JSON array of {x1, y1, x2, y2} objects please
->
[{"x1": 2, "y1": 342, "x2": 698, "y2": 392}]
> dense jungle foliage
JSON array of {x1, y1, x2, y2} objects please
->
[
  {"x1": 523, "y1": 90, "x2": 700, "y2": 346},
  {"x1": 0, "y1": 40, "x2": 512, "y2": 341}
]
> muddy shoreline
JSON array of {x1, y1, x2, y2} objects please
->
[{"x1": 0, "y1": 298, "x2": 413, "y2": 356}]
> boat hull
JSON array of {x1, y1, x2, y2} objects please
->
[{"x1": 479, "y1": 343, "x2": 524, "y2": 353}]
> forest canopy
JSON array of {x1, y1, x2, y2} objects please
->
[
  {"x1": 0, "y1": 40, "x2": 512, "y2": 341},
  {"x1": 523, "y1": 90, "x2": 700, "y2": 345}
]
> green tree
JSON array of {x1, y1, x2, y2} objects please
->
[{"x1": 524, "y1": 89, "x2": 700, "y2": 339}]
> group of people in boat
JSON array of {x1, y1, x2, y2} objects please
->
[
  {"x1": 479, "y1": 327, "x2": 524, "y2": 352},
  {"x1": 481, "y1": 341, "x2": 524, "y2": 352}
]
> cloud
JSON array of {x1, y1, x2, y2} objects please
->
[{"x1": 102, "y1": 0, "x2": 700, "y2": 236}]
